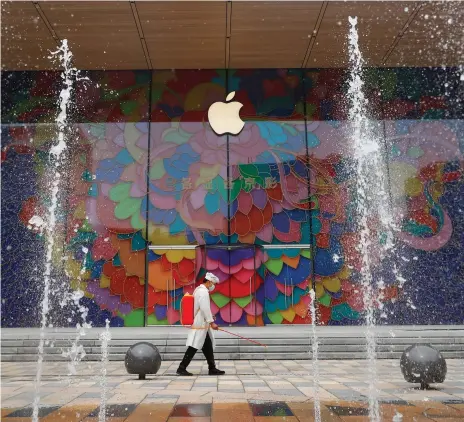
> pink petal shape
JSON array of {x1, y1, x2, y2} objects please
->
[
  {"x1": 149, "y1": 192, "x2": 177, "y2": 210},
  {"x1": 281, "y1": 198, "x2": 294, "y2": 210},
  {"x1": 211, "y1": 269, "x2": 228, "y2": 282},
  {"x1": 206, "y1": 257, "x2": 219, "y2": 270},
  {"x1": 341, "y1": 281, "x2": 353, "y2": 291},
  {"x1": 230, "y1": 262, "x2": 244, "y2": 275},
  {"x1": 271, "y1": 200, "x2": 283, "y2": 214},
  {"x1": 275, "y1": 281, "x2": 293, "y2": 295},
  {"x1": 85, "y1": 199, "x2": 106, "y2": 235},
  {"x1": 218, "y1": 260, "x2": 243, "y2": 275},
  {"x1": 220, "y1": 301, "x2": 243, "y2": 323},
  {"x1": 130, "y1": 182, "x2": 146, "y2": 198},
  {"x1": 234, "y1": 268, "x2": 255, "y2": 283},
  {"x1": 242, "y1": 257, "x2": 257, "y2": 270},
  {"x1": 256, "y1": 223, "x2": 273, "y2": 243},
  {"x1": 301, "y1": 294, "x2": 311, "y2": 308},
  {"x1": 120, "y1": 163, "x2": 138, "y2": 182},
  {"x1": 136, "y1": 134, "x2": 149, "y2": 149},
  {"x1": 244, "y1": 299, "x2": 263, "y2": 316},
  {"x1": 167, "y1": 307, "x2": 180, "y2": 324},
  {"x1": 92, "y1": 236, "x2": 117, "y2": 261},
  {"x1": 101, "y1": 183, "x2": 112, "y2": 197},
  {"x1": 210, "y1": 300, "x2": 219, "y2": 315},
  {"x1": 237, "y1": 192, "x2": 253, "y2": 214},
  {"x1": 274, "y1": 229, "x2": 300, "y2": 243},
  {"x1": 347, "y1": 293, "x2": 365, "y2": 312},
  {"x1": 190, "y1": 188, "x2": 207, "y2": 210},
  {"x1": 320, "y1": 195, "x2": 337, "y2": 214},
  {"x1": 297, "y1": 280, "x2": 308, "y2": 289},
  {"x1": 321, "y1": 218, "x2": 331, "y2": 234}
]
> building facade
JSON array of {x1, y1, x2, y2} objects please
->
[{"x1": 1, "y1": 68, "x2": 463, "y2": 328}]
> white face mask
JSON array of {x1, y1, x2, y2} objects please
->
[{"x1": 208, "y1": 284, "x2": 216, "y2": 292}]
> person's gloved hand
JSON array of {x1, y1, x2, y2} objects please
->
[{"x1": 210, "y1": 322, "x2": 219, "y2": 330}]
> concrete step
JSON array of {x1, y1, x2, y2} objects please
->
[{"x1": 3, "y1": 325, "x2": 464, "y2": 361}]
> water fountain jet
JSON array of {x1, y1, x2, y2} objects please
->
[{"x1": 32, "y1": 39, "x2": 75, "y2": 422}]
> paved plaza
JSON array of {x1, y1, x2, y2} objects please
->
[{"x1": 2, "y1": 359, "x2": 464, "y2": 421}]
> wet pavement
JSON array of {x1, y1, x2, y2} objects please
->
[
  {"x1": 2, "y1": 360, "x2": 464, "y2": 420},
  {"x1": 2, "y1": 399, "x2": 464, "y2": 421}
]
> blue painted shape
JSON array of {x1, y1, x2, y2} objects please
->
[
  {"x1": 113, "y1": 253, "x2": 122, "y2": 267},
  {"x1": 115, "y1": 149, "x2": 135, "y2": 165}
]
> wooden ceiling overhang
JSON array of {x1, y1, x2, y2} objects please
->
[{"x1": 1, "y1": 1, "x2": 463, "y2": 70}]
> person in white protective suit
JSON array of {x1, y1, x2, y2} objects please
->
[{"x1": 176, "y1": 272, "x2": 225, "y2": 376}]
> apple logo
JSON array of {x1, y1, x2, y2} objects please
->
[{"x1": 207, "y1": 91, "x2": 245, "y2": 136}]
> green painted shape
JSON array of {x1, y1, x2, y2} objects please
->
[
  {"x1": 149, "y1": 160, "x2": 166, "y2": 180},
  {"x1": 123, "y1": 309, "x2": 144, "y2": 327},
  {"x1": 402, "y1": 221, "x2": 433, "y2": 236},
  {"x1": 391, "y1": 145, "x2": 401, "y2": 157},
  {"x1": 79, "y1": 220, "x2": 94, "y2": 233},
  {"x1": 267, "y1": 311, "x2": 284, "y2": 324},
  {"x1": 379, "y1": 70, "x2": 397, "y2": 100},
  {"x1": 131, "y1": 231, "x2": 146, "y2": 251},
  {"x1": 300, "y1": 249, "x2": 311, "y2": 259},
  {"x1": 121, "y1": 101, "x2": 138, "y2": 115},
  {"x1": 81, "y1": 170, "x2": 93, "y2": 182},
  {"x1": 306, "y1": 103, "x2": 317, "y2": 119},
  {"x1": 264, "y1": 258, "x2": 283, "y2": 275},
  {"x1": 319, "y1": 293, "x2": 331, "y2": 307},
  {"x1": 239, "y1": 164, "x2": 259, "y2": 178},
  {"x1": 332, "y1": 303, "x2": 360, "y2": 321},
  {"x1": 131, "y1": 211, "x2": 145, "y2": 230},
  {"x1": 115, "y1": 197, "x2": 143, "y2": 220},
  {"x1": 113, "y1": 253, "x2": 122, "y2": 267},
  {"x1": 109, "y1": 182, "x2": 131, "y2": 202},
  {"x1": 214, "y1": 177, "x2": 227, "y2": 201},
  {"x1": 230, "y1": 179, "x2": 242, "y2": 202},
  {"x1": 211, "y1": 292, "x2": 231, "y2": 308},
  {"x1": 147, "y1": 313, "x2": 168, "y2": 326},
  {"x1": 234, "y1": 295, "x2": 252, "y2": 308},
  {"x1": 407, "y1": 146, "x2": 424, "y2": 158},
  {"x1": 69, "y1": 231, "x2": 97, "y2": 248},
  {"x1": 164, "y1": 128, "x2": 190, "y2": 145}
]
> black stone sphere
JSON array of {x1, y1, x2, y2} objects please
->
[
  {"x1": 400, "y1": 344, "x2": 446, "y2": 389},
  {"x1": 125, "y1": 342, "x2": 162, "y2": 380}
]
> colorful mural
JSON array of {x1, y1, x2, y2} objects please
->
[{"x1": 1, "y1": 68, "x2": 463, "y2": 328}]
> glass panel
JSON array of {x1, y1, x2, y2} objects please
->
[
  {"x1": 1, "y1": 70, "x2": 150, "y2": 328},
  {"x1": 148, "y1": 70, "x2": 228, "y2": 247},
  {"x1": 200, "y1": 244, "x2": 262, "y2": 326},
  {"x1": 147, "y1": 247, "x2": 198, "y2": 325},
  {"x1": 262, "y1": 247, "x2": 312, "y2": 325}
]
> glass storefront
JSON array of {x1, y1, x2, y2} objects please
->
[{"x1": 1, "y1": 68, "x2": 463, "y2": 328}]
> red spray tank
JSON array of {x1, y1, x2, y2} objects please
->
[{"x1": 180, "y1": 293, "x2": 194, "y2": 326}]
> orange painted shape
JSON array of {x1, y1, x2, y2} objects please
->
[{"x1": 282, "y1": 255, "x2": 300, "y2": 269}]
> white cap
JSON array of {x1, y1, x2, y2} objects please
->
[{"x1": 205, "y1": 272, "x2": 219, "y2": 283}]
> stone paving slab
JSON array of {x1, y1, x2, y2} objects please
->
[{"x1": 1, "y1": 359, "x2": 464, "y2": 415}]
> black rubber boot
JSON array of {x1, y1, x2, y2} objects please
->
[
  {"x1": 176, "y1": 347, "x2": 197, "y2": 376},
  {"x1": 202, "y1": 334, "x2": 225, "y2": 376},
  {"x1": 208, "y1": 367, "x2": 225, "y2": 376},
  {"x1": 176, "y1": 367, "x2": 193, "y2": 376}
]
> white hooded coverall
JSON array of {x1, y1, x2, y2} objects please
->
[{"x1": 185, "y1": 284, "x2": 216, "y2": 350}]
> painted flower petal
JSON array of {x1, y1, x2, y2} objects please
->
[
  {"x1": 267, "y1": 310, "x2": 284, "y2": 324},
  {"x1": 167, "y1": 307, "x2": 180, "y2": 324},
  {"x1": 264, "y1": 258, "x2": 283, "y2": 275},
  {"x1": 244, "y1": 299, "x2": 263, "y2": 316},
  {"x1": 237, "y1": 192, "x2": 253, "y2": 214}
]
